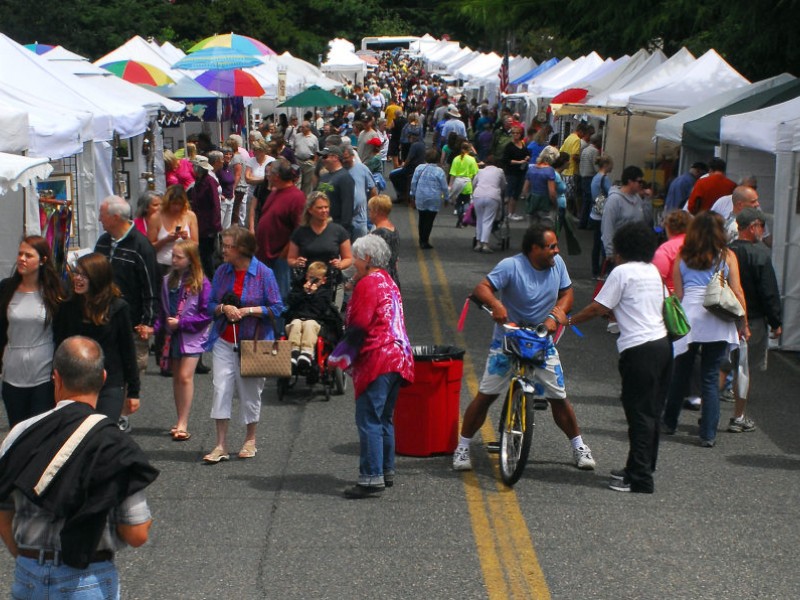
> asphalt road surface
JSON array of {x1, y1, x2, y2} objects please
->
[{"x1": 1, "y1": 197, "x2": 799, "y2": 599}]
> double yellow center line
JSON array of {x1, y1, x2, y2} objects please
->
[{"x1": 407, "y1": 209, "x2": 551, "y2": 599}]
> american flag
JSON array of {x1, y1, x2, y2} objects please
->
[{"x1": 498, "y1": 42, "x2": 510, "y2": 94}]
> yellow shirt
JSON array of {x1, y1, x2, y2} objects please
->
[
  {"x1": 559, "y1": 133, "x2": 581, "y2": 176},
  {"x1": 385, "y1": 104, "x2": 401, "y2": 129}
]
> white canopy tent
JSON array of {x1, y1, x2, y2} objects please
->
[
  {"x1": 454, "y1": 52, "x2": 501, "y2": 80},
  {"x1": 321, "y1": 39, "x2": 367, "y2": 84},
  {"x1": 1, "y1": 33, "x2": 148, "y2": 142},
  {"x1": 720, "y1": 98, "x2": 800, "y2": 350},
  {"x1": 408, "y1": 34, "x2": 440, "y2": 56},
  {"x1": 600, "y1": 47, "x2": 696, "y2": 110},
  {"x1": 0, "y1": 153, "x2": 55, "y2": 276},
  {"x1": 627, "y1": 49, "x2": 749, "y2": 115},
  {"x1": 555, "y1": 50, "x2": 668, "y2": 116},
  {"x1": 516, "y1": 57, "x2": 574, "y2": 91},
  {"x1": 0, "y1": 153, "x2": 52, "y2": 196},
  {"x1": 425, "y1": 42, "x2": 464, "y2": 68},
  {"x1": 0, "y1": 100, "x2": 29, "y2": 153},
  {"x1": 0, "y1": 86, "x2": 89, "y2": 159},
  {"x1": 531, "y1": 52, "x2": 606, "y2": 98},
  {"x1": 655, "y1": 74, "x2": 796, "y2": 145},
  {"x1": 95, "y1": 36, "x2": 217, "y2": 100},
  {"x1": 436, "y1": 47, "x2": 475, "y2": 71}
]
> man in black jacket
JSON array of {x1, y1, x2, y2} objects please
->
[
  {"x1": 0, "y1": 336, "x2": 158, "y2": 597},
  {"x1": 727, "y1": 207, "x2": 782, "y2": 433},
  {"x1": 95, "y1": 195, "x2": 160, "y2": 428}
]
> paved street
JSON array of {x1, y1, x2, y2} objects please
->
[{"x1": 2, "y1": 199, "x2": 799, "y2": 599}]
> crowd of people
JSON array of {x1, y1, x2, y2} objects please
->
[{"x1": 0, "y1": 48, "x2": 785, "y2": 596}]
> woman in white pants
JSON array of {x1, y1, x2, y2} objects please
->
[
  {"x1": 471, "y1": 157, "x2": 507, "y2": 253},
  {"x1": 203, "y1": 226, "x2": 284, "y2": 463}
]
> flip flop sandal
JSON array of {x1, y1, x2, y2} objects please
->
[{"x1": 172, "y1": 430, "x2": 192, "y2": 441}]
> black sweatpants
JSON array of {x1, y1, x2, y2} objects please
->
[{"x1": 618, "y1": 337, "x2": 673, "y2": 493}]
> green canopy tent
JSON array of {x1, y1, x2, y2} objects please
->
[
  {"x1": 278, "y1": 85, "x2": 348, "y2": 108},
  {"x1": 682, "y1": 78, "x2": 800, "y2": 152}
]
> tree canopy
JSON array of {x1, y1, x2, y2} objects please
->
[{"x1": 0, "y1": 0, "x2": 796, "y2": 79}]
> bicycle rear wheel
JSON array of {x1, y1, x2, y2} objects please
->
[{"x1": 498, "y1": 380, "x2": 534, "y2": 486}]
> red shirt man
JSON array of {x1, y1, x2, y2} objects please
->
[{"x1": 687, "y1": 157, "x2": 735, "y2": 214}]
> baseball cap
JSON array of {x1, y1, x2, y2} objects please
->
[
  {"x1": 192, "y1": 155, "x2": 214, "y2": 173},
  {"x1": 735, "y1": 207, "x2": 766, "y2": 229},
  {"x1": 318, "y1": 146, "x2": 344, "y2": 159},
  {"x1": 366, "y1": 137, "x2": 382, "y2": 147}
]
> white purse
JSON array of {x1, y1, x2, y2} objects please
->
[{"x1": 703, "y1": 259, "x2": 744, "y2": 321}]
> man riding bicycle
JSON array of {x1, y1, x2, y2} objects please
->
[{"x1": 452, "y1": 224, "x2": 596, "y2": 472}]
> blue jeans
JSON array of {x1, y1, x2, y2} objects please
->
[
  {"x1": 354, "y1": 372, "x2": 401, "y2": 486},
  {"x1": 13, "y1": 556, "x2": 119, "y2": 599},
  {"x1": 266, "y1": 257, "x2": 291, "y2": 303},
  {"x1": 663, "y1": 341, "x2": 728, "y2": 442},
  {"x1": 266, "y1": 257, "x2": 290, "y2": 334}
]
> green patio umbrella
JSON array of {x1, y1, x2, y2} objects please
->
[{"x1": 278, "y1": 85, "x2": 348, "y2": 108}]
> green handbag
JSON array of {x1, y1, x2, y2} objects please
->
[{"x1": 663, "y1": 286, "x2": 691, "y2": 341}]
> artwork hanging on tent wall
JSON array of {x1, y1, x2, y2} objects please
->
[
  {"x1": 117, "y1": 139, "x2": 133, "y2": 161},
  {"x1": 119, "y1": 171, "x2": 131, "y2": 200},
  {"x1": 37, "y1": 173, "x2": 72, "y2": 204},
  {"x1": 37, "y1": 173, "x2": 75, "y2": 277}
]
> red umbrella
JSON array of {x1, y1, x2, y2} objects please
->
[{"x1": 551, "y1": 88, "x2": 589, "y2": 104}]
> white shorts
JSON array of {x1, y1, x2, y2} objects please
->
[{"x1": 478, "y1": 344, "x2": 567, "y2": 399}]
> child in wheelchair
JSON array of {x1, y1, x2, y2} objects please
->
[{"x1": 284, "y1": 261, "x2": 343, "y2": 373}]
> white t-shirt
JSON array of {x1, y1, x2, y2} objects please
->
[
  {"x1": 594, "y1": 262, "x2": 667, "y2": 353},
  {"x1": 710, "y1": 194, "x2": 733, "y2": 218},
  {"x1": 245, "y1": 155, "x2": 275, "y2": 196}
]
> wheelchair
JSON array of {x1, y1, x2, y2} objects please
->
[
  {"x1": 276, "y1": 265, "x2": 347, "y2": 402},
  {"x1": 276, "y1": 325, "x2": 347, "y2": 402}
]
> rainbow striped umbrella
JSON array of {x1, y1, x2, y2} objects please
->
[
  {"x1": 189, "y1": 33, "x2": 276, "y2": 56},
  {"x1": 100, "y1": 60, "x2": 175, "y2": 86},
  {"x1": 24, "y1": 43, "x2": 55, "y2": 55},
  {"x1": 195, "y1": 69, "x2": 265, "y2": 97}
]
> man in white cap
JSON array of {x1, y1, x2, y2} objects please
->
[{"x1": 440, "y1": 104, "x2": 467, "y2": 145}]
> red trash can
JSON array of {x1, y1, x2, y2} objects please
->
[{"x1": 395, "y1": 345, "x2": 465, "y2": 457}]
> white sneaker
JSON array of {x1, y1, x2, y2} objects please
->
[
  {"x1": 606, "y1": 322, "x2": 620, "y2": 335},
  {"x1": 508, "y1": 213, "x2": 525, "y2": 221},
  {"x1": 118, "y1": 416, "x2": 131, "y2": 433},
  {"x1": 573, "y1": 445, "x2": 596, "y2": 470},
  {"x1": 452, "y1": 446, "x2": 472, "y2": 471}
]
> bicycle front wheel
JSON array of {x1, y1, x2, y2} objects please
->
[{"x1": 498, "y1": 380, "x2": 534, "y2": 486}]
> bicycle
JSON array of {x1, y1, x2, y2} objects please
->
[
  {"x1": 495, "y1": 321, "x2": 551, "y2": 485},
  {"x1": 463, "y1": 297, "x2": 554, "y2": 486}
]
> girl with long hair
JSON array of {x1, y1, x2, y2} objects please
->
[
  {"x1": 54, "y1": 253, "x2": 140, "y2": 422},
  {"x1": 662, "y1": 212, "x2": 748, "y2": 447},
  {"x1": 0, "y1": 236, "x2": 64, "y2": 427},
  {"x1": 154, "y1": 240, "x2": 211, "y2": 441}
]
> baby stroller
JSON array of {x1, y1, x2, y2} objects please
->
[{"x1": 276, "y1": 265, "x2": 347, "y2": 402}]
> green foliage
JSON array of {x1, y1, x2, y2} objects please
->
[{"x1": 0, "y1": 0, "x2": 795, "y2": 77}]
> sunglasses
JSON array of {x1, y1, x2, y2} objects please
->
[{"x1": 538, "y1": 242, "x2": 558, "y2": 250}]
